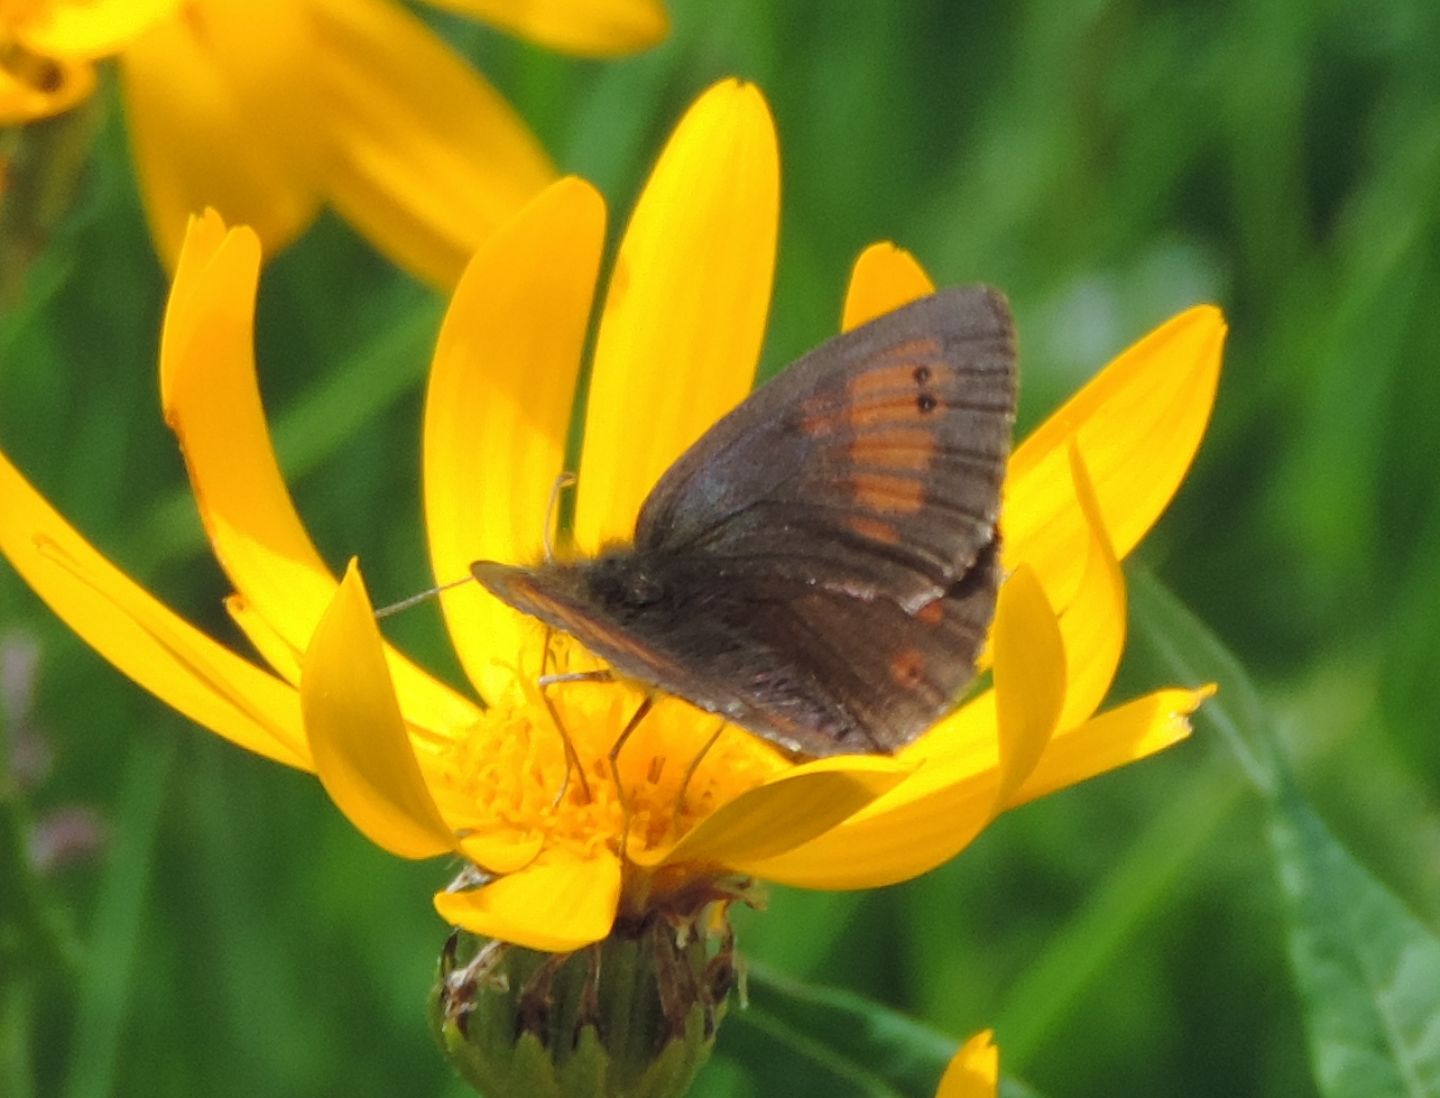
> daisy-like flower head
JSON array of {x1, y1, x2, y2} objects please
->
[
  {"x1": 2, "y1": 0, "x2": 667, "y2": 288},
  {"x1": 0, "y1": 80, "x2": 1225, "y2": 958}
]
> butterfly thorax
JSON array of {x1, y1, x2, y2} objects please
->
[{"x1": 582, "y1": 551, "x2": 673, "y2": 613}]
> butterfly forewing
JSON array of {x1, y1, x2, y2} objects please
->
[
  {"x1": 634, "y1": 287, "x2": 1014, "y2": 612},
  {"x1": 473, "y1": 543, "x2": 1000, "y2": 756},
  {"x1": 471, "y1": 287, "x2": 1017, "y2": 756}
]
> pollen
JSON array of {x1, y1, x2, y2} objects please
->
[{"x1": 428, "y1": 635, "x2": 788, "y2": 872}]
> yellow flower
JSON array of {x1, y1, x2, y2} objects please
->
[
  {"x1": 1, "y1": 0, "x2": 174, "y2": 120},
  {"x1": 937, "y1": 1030, "x2": 999, "y2": 1098},
  {"x1": 0, "y1": 79, "x2": 1225, "y2": 954},
  {"x1": 2, "y1": 0, "x2": 668, "y2": 287}
]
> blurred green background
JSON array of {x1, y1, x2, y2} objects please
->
[{"x1": 3, "y1": 2, "x2": 1439, "y2": 1095}]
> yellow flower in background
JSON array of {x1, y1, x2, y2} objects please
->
[
  {"x1": 0, "y1": 0, "x2": 174, "y2": 120},
  {"x1": 937, "y1": 1031, "x2": 999, "y2": 1098},
  {"x1": 2, "y1": 0, "x2": 667, "y2": 287},
  {"x1": 0, "y1": 80, "x2": 1225, "y2": 953}
]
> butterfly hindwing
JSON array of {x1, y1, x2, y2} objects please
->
[{"x1": 732, "y1": 538, "x2": 1003, "y2": 752}]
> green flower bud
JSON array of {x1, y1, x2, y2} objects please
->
[{"x1": 431, "y1": 909, "x2": 736, "y2": 1098}]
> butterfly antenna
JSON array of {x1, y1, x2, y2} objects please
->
[
  {"x1": 544, "y1": 472, "x2": 577, "y2": 562},
  {"x1": 608, "y1": 693, "x2": 656, "y2": 860},
  {"x1": 373, "y1": 575, "x2": 474, "y2": 619}
]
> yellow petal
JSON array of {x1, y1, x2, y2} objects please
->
[
  {"x1": 0, "y1": 451, "x2": 309, "y2": 770},
  {"x1": 300, "y1": 562, "x2": 456, "y2": 859},
  {"x1": 0, "y1": 49, "x2": 93, "y2": 124},
  {"x1": 458, "y1": 831, "x2": 546, "y2": 877},
  {"x1": 573, "y1": 79, "x2": 779, "y2": 550},
  {"x1": 17, "y1": 0, "x2": 181, "y2": 59},
  {"x1": 936, "y1": 1030, "x2": 999, "y2": 1098},
  {"x1": 755, "y1": 685, "x2": 1206, "y2": 889},
  {"x1": 840, "y1": 242, "x2": 936, "y2": 332},
  {"x1": 434, "y1": 850, "x2": 622, "y2": 951},
  {"x1": 302, "y1": 0, "x2": 555, "y2": 288},
  {"x1": 166, "y1": 208, "x2": 229, "y2": 328},
  {"x1": 424, "y1": 177, "x2": 604, "y2": 701},
  {"x1": 224, "y1": 594, "x2": 300, "y2": 684},
  {"x1": 1009, "y1": 686, "x2": 1211, "y2": 809},
  {"x1": 159, "y1": 214, "x2": 481, "y2": 737},
  {"x1": 119, "y1": 13, "x2": 320, "y2": 269},
  {"x1": 991, "y1": 565, "x2": 1066, "y2": 811},
  {"x1": 637, "y1": 755, "x2": 911, "y2": 870},
  {"x1": 738, "y1": 586, "x2": 1198, "y2": 890},
  {"x1": 901, "y1": 689, "x2": 1000, "y2": 775},
  {"x1": 1005, "y1": 306, "x2": 1226, "y2": 611},
  {"x1": 737, "y1": 687, "x2": 1009, "y2": 888},
  {"x1": 740, "y1": 757, "x2": 995, "y2": 890},
  {"x1": 1055, "y1": 445, "x2": 1126, "y2": 730},
  {"x1": 420, "y1": 0, "x2": 668, "y2": 56}
]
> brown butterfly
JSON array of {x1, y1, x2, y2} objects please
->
[{"x1": 470, "y1": 287, "x2": 1017, "y2": 757}]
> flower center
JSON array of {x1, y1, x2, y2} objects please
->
[{"x1": 428, "y1": 636, "x2": 789, "y2": 868}]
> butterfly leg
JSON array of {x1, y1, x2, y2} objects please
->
[
  {"x1": 675, "y1": 719, "x2": 728, "y2": 820},
  {"x1": 537, "y1": 671, "x2": 614, "y2": 686},
  {"x1": 536, "y1": 685, "x2": 592, "y2": 806},
  {"x1": 609, "y1": 693, "x2": 656, "y2": 858},
  {"x1": 536, "y1": 624, "x2": 601, "y2": 805}
]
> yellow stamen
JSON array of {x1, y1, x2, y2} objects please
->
[{"x1": 431, "y1": 635, "x2": 788, "y2": 872}]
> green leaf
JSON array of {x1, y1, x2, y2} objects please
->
[
  {"x1": 995, "y1": 759, "x2": 1241, "y2": 1063},
  {"x1": 1132, "y1": 569, "x2": 1440, "y2": 1097},
  {"x1": 1270, "y1": 785, "x2": 1440, "y2": 1097},
  {"x1": 709, "y1": 962, "x2": 1043, "y2": 1098},
  {"x1": 1128, "y1": 568, "x2": 1278, "y2": 793},
  {"x1": 61, "y1": 734, "x2": 176, "y2": 1098}
]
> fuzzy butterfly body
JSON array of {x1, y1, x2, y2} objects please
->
[{"x1": 471, "y1": 286, "x2": 1017, "y2": 757}]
